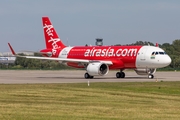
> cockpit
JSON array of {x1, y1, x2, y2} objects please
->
[
  {"x1": 151, "y1": 51, "x2": 167, "y2": 55},
  {"x1": 136, "y1": 46, "x2": 171, "y2": 69}
]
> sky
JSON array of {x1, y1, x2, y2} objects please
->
[{"x1": 0, "y1": 0, "x2": 180, "y2": 52}]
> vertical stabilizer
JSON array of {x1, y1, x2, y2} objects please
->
[{"x1": 42, "y1": 17, "x2": 66, "y2": 50}]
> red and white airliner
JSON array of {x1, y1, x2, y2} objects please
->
[{"x1": 8, "y1": 17, "x2": 171, "y2": 79}]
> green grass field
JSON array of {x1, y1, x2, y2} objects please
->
[{"x1": 0, "y1": 82, "x2": 180, "y2": 120}]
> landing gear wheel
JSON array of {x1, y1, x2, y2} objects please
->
[
  {"x1": 116, "y1": 72, "x2": 121, "y2": 78},
  {"x1": 121, "y1": 72, "x2": 125, "y2": 78},
  {"x1": 90, "y1": 76, "x2": 94, "y2": 79},
  {"x1": 116, "y1": 72, "x2": 125, "y2": 78},
  {"x1": 84, "y1": 73, "x2": 94, "y2": 79},
  {"x1": 148, "y1": 74, "x2": 154, "y2": 79},
  {"x1": 84, "y1": 73, "x2": 90, "y2": 79}
]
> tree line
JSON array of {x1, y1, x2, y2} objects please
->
[{"x1": 1, "y1": 39, "x2": 180, "y2": 71}]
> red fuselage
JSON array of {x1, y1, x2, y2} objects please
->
[{"x1": 41, "y1": 45, "x2": 142, "y2": 69}]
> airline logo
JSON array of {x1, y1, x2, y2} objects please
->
[
  {"x1": 43, "y1": 24, "x2": 61, "y2": 55},
  {"x1": 84, "y1": 47, "x2": 138, "y2": 57}
]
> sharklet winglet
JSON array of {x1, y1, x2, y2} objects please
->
[{"x1": 8, "y1": 43, "x2": 16, "y2": 55}]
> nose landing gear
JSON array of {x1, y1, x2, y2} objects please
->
[{"x1": 148, "y1": 74, "x2": 154, "y2": 79}]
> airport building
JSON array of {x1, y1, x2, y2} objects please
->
[
  {"x1": 0, "y1": 51, "x2": 34, "y2": 64},
  {"x1": 95, "y1": 38, "x2": 103, "y2": 46},
  {"x1": 0, "y1": 52, "x2": 16, "y2": 64}
]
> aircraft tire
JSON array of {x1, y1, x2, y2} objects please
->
[
  {"x1": 116, "y1": 72, "x2": 125, "y2": 78},
  {"x1": 90, "y1": 76, "x2": 94, "y2": 79},
  {"x1": 116, "y1": 72, "x2": 121, "y2": 78},
  {"x1": 84, "y1": 73, "x2": 94, "y2": 79},
  {"x1": 84, "y1": 73, "x2": 90, "y2": 79},
  {"x1": 148, "y1": 74, "x2": 154, "y2": 79},
  {"x1": 121, "y1": 72, "x2": 125, "y2": 78}
]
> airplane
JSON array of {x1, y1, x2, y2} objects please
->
[{"x1": 8, "y1": 17, "x2": 172, "y2": 79}]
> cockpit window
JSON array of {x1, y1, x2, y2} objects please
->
[
  {"x1": 151, "y1": 52, "x2": 155, "y2": 55},
  {"x1": 152, "y1": 51, "x2": 167, "y2": 55},
  {"x1": 159, "y1": 52, "x2": 164, "y2": 55}
]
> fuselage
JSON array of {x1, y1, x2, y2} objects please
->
[{"x1": 40, "y1": 45, "x2": 171, "y2": 70}]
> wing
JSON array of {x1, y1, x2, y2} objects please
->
[
  {"x1": 8, "y1": 43, "x2": 113, "y2": 65},
  {"x1": 21, "y1": 50, "x2": 52, "y2": 56},
  {"x1": 25, "y1": 56, "x2": 112, "y2": 65}
]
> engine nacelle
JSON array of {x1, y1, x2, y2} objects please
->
[
  {"x1": 134, "y1": 68, "x2": 156, "y2": 75},
  {"x1": 87, "y1": 62, "x2": 109, "y2": 76}
]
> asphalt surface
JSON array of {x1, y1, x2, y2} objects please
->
[{"x1": 0, "y1": 70, "x2": 179, "y2": 84}]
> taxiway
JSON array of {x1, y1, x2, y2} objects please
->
[{"x1": 0, "y1": 70, "x2": 179, "y2": 84}]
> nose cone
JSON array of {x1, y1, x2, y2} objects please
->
[
  {"x1": 164, "y1": 55, "x2": 172, "y2": 67},
  {"x1": 153, "y1": 55, "x2": 172, "y2": 68}
]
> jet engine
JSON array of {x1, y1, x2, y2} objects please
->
[
  {"x1": 86, "y1": 62, "x2": 109, "y2": 76},
  {"x1": 134, "y1": 68, "x2": 156, "y2": 75}
]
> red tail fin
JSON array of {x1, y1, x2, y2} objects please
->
[{"x1": 42, "y1": 17, "x2": 66, "y2": 49}]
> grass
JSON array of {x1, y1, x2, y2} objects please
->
[{"x1": 0, "y1": 82, "x2": 180, "y2": 120}]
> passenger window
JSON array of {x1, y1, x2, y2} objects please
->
[{"x1": 155, "y1": 52, "x2": 158, "y2": 55}]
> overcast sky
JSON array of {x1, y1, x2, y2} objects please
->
[{"x1": 1, "y1": 0, "x2": 180, "y2": 52}]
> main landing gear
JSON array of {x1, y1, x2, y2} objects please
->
[
  {"x1": 84, "y1": 73, "x2": 94, "y2": 79},
  {"x1": 116, "y1": 71, "x2": 125, "y2": 78}
]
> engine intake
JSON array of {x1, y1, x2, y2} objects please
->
[
  {"x1": 134, "y1": 68, "x2": 156, "y2": 75},
  {"x1": 87, "y1": 62, "x2": 109, "y2": 76}
]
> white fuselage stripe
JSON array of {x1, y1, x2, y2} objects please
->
[{"x1": 58, "y1": 47, "x2": 73, "y2": 58}]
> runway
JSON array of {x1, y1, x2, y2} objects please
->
[{"x1": 0, "y1": 70, "x2": 179, "y2": 84}]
